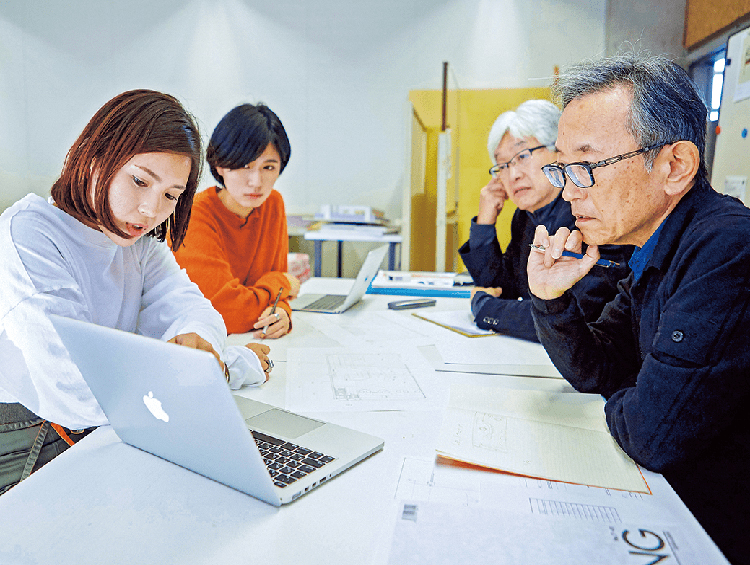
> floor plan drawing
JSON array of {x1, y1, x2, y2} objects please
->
[
  {"x1": 327, "y1": 352, "x2": 426, "y2": 402},
  {"x1": 286, "y1": 346, "x2": 442, "y2": 412}
]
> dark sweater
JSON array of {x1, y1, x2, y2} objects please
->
[
  {"x1": 532, "y1": 177, "x2": 750, "y2": 565},
  {"x1": 459, "y1": 192, "x2": 632, "y2": 341}
]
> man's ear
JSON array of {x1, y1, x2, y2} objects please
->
[{"x1": 659, "y1": 141, "x2": 700, "y2": 196}]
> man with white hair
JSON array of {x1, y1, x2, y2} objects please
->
[{"x1": 459, "y1": 100, "x2": 631, "y2": 341}]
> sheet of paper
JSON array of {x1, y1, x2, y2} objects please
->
[
  {"x1": 411, "y1": 310, "x2": 495, "y2": 337},
  {"x1": 386, "y1": 500, "x2": 711, "y2": 565},
  {"x1": 438, "y1": 362, "x2": 561, "y2": 378},
  {"x1": 303, "y1": 311, "x2": 435, "y2": 348},
  {"x1": 226, "y1": 317, "x2": 341, "y2": 361},
  {"x1": 394, "y1": 457, "x2": 482, "y2": 506},
  {"x1": 435, "y1": 385, "x2": 648, "y2": 493},
  {"x1": 385, "y1": 458, "x2": 728, "y2": 565},
  {"x1": 437, "y1": 333, "x2": 557, "y2": 366},
  {"x1": 735, "y1": 29, "x2": 750, "y2": 102},
  {"x1": 286, "y1": 345, "x2": 444, "y2": 412},
  {"x1": 419, "y1": 344, "x2": 563, "y2": 378},
  {"x1": 395, "y1": 456, "x2": 656, "y2": 518}
]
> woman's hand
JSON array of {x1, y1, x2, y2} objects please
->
[
  {"x1": 245, "y1": 342, "x2": 273, "y2": 382},
  {"x1": 169, "y1": 332, "x2": 219, "y2": 358},
  {"x1": 284, "y1": 273, "x2": 301, "y2": 298},
  {"x1": 252, "y1": 306, "x2": 291, "y2": 339},
  {"x1": 168, "y1": 332, "x2": 226, "y2": 375}
]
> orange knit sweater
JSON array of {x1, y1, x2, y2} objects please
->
[{"x1": 173, "y1": 187, "x2": 292, "y2": 334}]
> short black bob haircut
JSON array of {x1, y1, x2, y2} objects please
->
[{"x1": 206, "y1": 103, "x2": 291, "y2": 186}]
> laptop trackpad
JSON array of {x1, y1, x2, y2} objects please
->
[{"x1": 246, "y1": 409, "x2": 324, "y2": 439}]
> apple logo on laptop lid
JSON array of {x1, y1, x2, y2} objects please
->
[{"x1": 143, "y1": 391, "x2": 170, "y2": 422}]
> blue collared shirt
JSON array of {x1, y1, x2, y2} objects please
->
[{"x1": 628, "y1": 221, "x2": 664, "y2": 282}]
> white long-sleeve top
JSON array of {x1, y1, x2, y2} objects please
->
[{"x1": 0, "y1": 194, "x2": 263, "y2": 429}]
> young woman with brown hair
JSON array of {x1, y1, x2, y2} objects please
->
[{"x1": 0, "y1": 90, "x2": 271, "y2": 494}]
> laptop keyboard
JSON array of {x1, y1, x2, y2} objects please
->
[
  {"x1": 304, "y1": 294, "x2": 346, "y2": 311},
  {"x1": 252, "y1": 430, "x2": 336, "y2": 488}
]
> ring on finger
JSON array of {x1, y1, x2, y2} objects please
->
[
  {"x1": 265, "y1": 359, "x2": 274, "y2": 372},
  {"x1": 274, "y1": 312, "x2": 280, "y2": 322}
]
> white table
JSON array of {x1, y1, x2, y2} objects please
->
[{"x1": 0, "y1": 279, "x2": 728, "y2": 565}]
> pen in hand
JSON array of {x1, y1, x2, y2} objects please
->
[
  {"x1": 262, "y1": 287, "x2": 284, "y2": 335},
  {"x1": 529, "y1": 244, "x2": 619, "y2": 268}
]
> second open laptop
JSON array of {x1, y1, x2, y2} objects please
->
[
  {"x1": 50, "y1": 314, "x2": 384, "y2": 506},
  {"x1": 290, "y1": 244, "x2": 388, "y2": 313}
]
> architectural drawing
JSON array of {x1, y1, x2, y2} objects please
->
[{"x1": 327, "y1": 353, "x2": 426, "y2": 401}]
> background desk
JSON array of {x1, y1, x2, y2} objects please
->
[
  {"x1": 304, "y1": 230, "x2": 402, "y2": 277},
  {"x1": 0, "y1": 279, "x2": 728, "y2": 565}
]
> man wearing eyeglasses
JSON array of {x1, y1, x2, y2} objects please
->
[
  {"x1": 458, "y1": 100, "x2": 631, "y2": 342},
  {"x1": 528, "y1": 53, "x2": 750, "y2": 565}
]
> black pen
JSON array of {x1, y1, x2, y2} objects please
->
[
  {"x1": 529, "y1": 244, "x2": 619, "y2": 268},
  {"x1": 262, "y1": 287, "x2": 284, "y2": 335}
]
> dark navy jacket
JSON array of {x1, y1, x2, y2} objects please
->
[
  {"x1": 459, "y1": 192, "x2": 632, "y2": 342},
  {"x1": 532, "y1": 178, "x2": 750, "y2": 565}
]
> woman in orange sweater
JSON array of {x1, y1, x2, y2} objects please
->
[{"x1": 173, "y1": 103, "x2": 299, "y2": 337}]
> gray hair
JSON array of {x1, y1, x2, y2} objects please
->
[
  {"x1": 553, "y1": 52, "x2": 708, "y2": 178},
  {"x1": 487, "y1": 100, "x2": 561, "y2": 163}
]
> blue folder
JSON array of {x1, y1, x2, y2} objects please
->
[{"x1": 366, "y1": 279, "x2": 471, "y2": 298}]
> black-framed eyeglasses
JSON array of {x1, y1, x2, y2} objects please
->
[
  {"x1": 541, "y1": 144, "x2": 666, "y2": 189},
  {"x1": 489, "y1": 145, "x2": 548, "y2": 177}
]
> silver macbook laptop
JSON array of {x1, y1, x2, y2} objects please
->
[
  {"x1": 50, "y1": 315, "x2": 384, "y2": 506},
  {"x1": 290, "y1": 245, "x2": 388, "y2": 313}
]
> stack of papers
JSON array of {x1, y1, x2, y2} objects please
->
[
  {"x1": 436, "y1": 384, "x2": 649, "y2": 493},
  {"x1": 432, "y1": 335, "x2": 562, "y2": 378}
]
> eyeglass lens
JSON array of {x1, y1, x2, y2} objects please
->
[
  {"x1": 491, "y1": 149, "x2": 532, "y2": 177},
  {"x1": 543, "y1": 166, "x2": 565, "y2": 187},
  {"x1": 566, "y1": 164, "x2": 594, "y2": 188},
  {"x1": 511, "y1": 149, "x2": 532, "y2": 166},
  {"x1": 543, "y1": 164, "x2": 594, "y2": 189}
]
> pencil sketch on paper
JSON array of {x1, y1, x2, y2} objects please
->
[
  {"x1": 327, "y1": 353, "x2": 426, "y2": 401},
  {"x1": 436, "y1": 386, "x2": 650, "y2": 492},
  {"x1": 472, "y1": 412, "x2": 508, "y2": 453},
  {"x1": 286, "y1": 345, "x2": 441, "y2": 413},
  {"x1": 394, "y1": 457, "x2": 481, "y2": 507}
]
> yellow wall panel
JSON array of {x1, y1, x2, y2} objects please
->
[
  {"x1": 409, "y1": 125, "x2": 439, "y2": 271},
  {"x1": 409, "y1": 87, "x2": 553, "y2": 272}
]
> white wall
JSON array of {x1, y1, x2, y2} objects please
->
[
  {"x1": 0, "y1": 0, "x2": 607, "y2": 220},
  {"x1": 606, "y1": 0, "x2": 687, "y2": 62}
]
